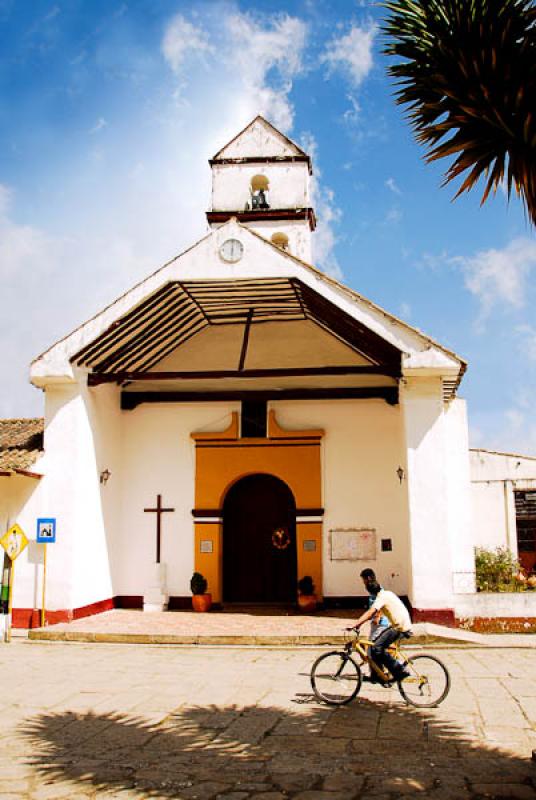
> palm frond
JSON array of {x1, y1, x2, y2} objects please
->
[{"x1": 382, "y1": 0, "x2": 536, "y2": 224}]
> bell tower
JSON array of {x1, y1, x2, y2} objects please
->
[{"x1": 207, "y1": 116, "x2": 316, "y2": 263}]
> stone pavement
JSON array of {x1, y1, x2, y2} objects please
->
[
  {"x1": 0, "y1": 641, "x2": 536, "y2": 799},
  {"x1": 25, "y1": 608, "x2": 536, "y2": 647}
]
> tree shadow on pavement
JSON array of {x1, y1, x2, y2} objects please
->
[{"x1": 20, "y1": 697, "x2": 536, "y2": 799}]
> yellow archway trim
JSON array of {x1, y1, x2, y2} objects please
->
[{"x1": 192, "y1": 409, "x2": 323, "y2": 603}]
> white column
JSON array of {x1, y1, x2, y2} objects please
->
[
  {"x1": 402, "y1": 378, "x2": 453, "y2": 609},
  {"x1": 444, "y1": 399, "x2": 475, "y2": 595}
]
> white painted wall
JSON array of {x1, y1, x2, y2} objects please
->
[
  {"x1": 118, "y1": 403, "x2": 240, "y2": 597},
  {"x1": 274, "y1": 398, "x2": 412, "y2": 598},
  {"x1": 210, "y1": 217, "x2": 312, "y2": 263},
  {"x1": 215, "y1": 119, "x2": 300, "y2": 160},
  {"x1": 444, "y1": 399, "x2": 475, "y2": 593},
  {"x1": 402, "y1": 378, "x2": 454, "y2": 608},
  {"x1": 4, "y1": 381, "x2": 124, "y2": 615},
  {"x1": 211, "y1": 162, "x2": 310, "y2": 213}
]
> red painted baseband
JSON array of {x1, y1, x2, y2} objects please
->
[
  {"x1": 13, "y1": 597, "x2": 116, "y2": 628},
  {"x1": 11, "y1": 601, "x2": 535, "y2": 632},
  {"x1": 411, "y1": 608, "x2": 456, "y2": 626}
]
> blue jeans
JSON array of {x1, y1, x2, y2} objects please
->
[{"x1": 370, "y1": 626, "x2": 405, "y2": 680}]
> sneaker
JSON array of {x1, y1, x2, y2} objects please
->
[{"x1": 395, "y1": 668, "x2": 411, "y2": 681}]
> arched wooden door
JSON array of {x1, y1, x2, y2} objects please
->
[{"x1": 223, "y1": 474, "x2": 297, "y2": 603}]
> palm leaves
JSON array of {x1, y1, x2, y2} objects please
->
[{"x1": 383, "y1": 0, "x2": 536, "y2": 224}]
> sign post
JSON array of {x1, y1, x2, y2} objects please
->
[
  {"x1": 36, "y1": 519, "x2": 56, "y2": 628},
  {"x1": 0, "y1": 524, "x2": 29, "y2": 642}
]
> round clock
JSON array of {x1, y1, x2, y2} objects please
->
[{"x1": 219, "y1": 238, "x2": 243, "y2": 263}]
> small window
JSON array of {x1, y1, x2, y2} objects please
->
[
  {"x1": 515, "y1": 490, "x2": 536, "y2": 571},
  {"x1": 271, "y1": 232, "x2": 289, "y2": 251},
  {"x1": 241, "y1": 400, "x2": 267, "y2": 438}
]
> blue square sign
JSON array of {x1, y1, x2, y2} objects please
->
[{"x1": 36, "y1": 518, "x2": 56, "y2": 543}]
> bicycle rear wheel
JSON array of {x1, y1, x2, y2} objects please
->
[
  {"x1": 310, "y1": 651, "x2": 362, "y2": 705},
  {"x1": 397, "y1": 654, "x2": 450, "y2": 708}
]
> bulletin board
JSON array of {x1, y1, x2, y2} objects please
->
[{"x1": 330, "y1": 528, "x2": 376, "y2": 561}]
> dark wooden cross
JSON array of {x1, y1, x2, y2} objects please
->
[{"x1": 144, "y1": 494, "x2": 175, "y2": 563}]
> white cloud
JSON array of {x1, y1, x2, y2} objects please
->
[
  {"x1": 342, "y1": 93, "x2": 361, "y2": 124},
  {"x1": 224, "y1": 12, "x2": 307, "y2": 132},
  {"x1": 321, "y1": 23, "x2": 376, "y2": 88},
  {"x1": 470, "y1": 396, "x2": 536, "y2": 457},
  {"x1": 160, "y1": 10, "x2": 308, "y2": 132},
  {"x1": 452, "y1": 237, "x2": 536, "y2": 321},
  {"x1": 301, "y1": 132, "x2": 343, "y2": 279},
  {"x1": 161, "y1": 15, "x2": 213, "y2": 73},
  {"x1": 385, "y1": 177, "x2": 401, "y2": 196},
  {"x1": 89, "y1": 117, "x2": 108, "y2": 134}
]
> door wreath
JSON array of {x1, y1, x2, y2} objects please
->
[{"x1": 272, "y1": 528, "x2": 291, "y2": 550}]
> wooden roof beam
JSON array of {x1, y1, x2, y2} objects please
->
[
  {"x1": 121, "y1": 386, "x2": 399, "y2": 410},
  {"x1": 88, "y1": 365, "x2": 398, "y2": 386}
]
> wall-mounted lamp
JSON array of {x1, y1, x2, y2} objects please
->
[
  {"x1": 396, "y1": 466, "x2": 405, "y2": 484},
  {"x1": 100, "y1": 468, "x2": 112, "y2": 485}
]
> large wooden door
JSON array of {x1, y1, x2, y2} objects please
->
[{"x1": 223, "y1": 474, "x2": 297, "y2": 603}]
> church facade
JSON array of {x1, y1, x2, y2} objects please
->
[{"x1": 2, "y1": 117, "x2": 535, "y2": 628}]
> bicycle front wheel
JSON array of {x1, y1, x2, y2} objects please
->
[
  {"x1": 310, "y1": 651, "x2": 362, "y2": 705},
  {"x1": 397, "y1": 654, "x2": 450, "y2": 708}
]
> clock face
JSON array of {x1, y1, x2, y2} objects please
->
[{"x1": 219, "y1": 238, "x2": 243, "y2": 263}]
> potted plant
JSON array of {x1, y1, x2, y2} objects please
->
[
  {"x1": 297, "y1": 575, "x2": 317, "y2": 612},
  {"x1": 190, "y1": 572, "x2": 212, "y2": 612}
]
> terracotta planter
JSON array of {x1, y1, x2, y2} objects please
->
[
  {"x1": 297, "y1": 594, "x2": 317, "y2": 613},
  {"x1": 192, "y1": 593, "x2": 212, "y2": 612}
]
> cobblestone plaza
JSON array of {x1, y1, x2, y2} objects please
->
[{"x1": 0, "y1": 641, "x2": 536, "y2": 799}]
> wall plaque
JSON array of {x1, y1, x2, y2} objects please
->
[
  {"x1": 330, "y1": 528, "x2": 376, "y2": 561},
  {"x1": 200, "y1": 540, "x2": 213, "y2": 554},
  {"x1": 303, "y1": 540, "x2": 316, "y2": 552}
]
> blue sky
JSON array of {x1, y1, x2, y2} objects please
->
[{"x1": 1, "y1": 0, "x2": 536, "y2": 454}]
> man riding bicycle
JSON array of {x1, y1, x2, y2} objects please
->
[{"x1": 354, "y1": 570, "x2": 412, "y2": 682}]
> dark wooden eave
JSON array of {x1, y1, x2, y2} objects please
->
[
  {"x1": 88, "y1": 365, "x2": 398, "y2": 387},
  {"x1": 209, "y1": 155, "x2": 312, "y2": 174},
  {"x1": 206, "y1": 208, "x2": 317, "y2": 231},
  {"x1": 121, "y1": 386, "x2": 399, "y2": 410}
]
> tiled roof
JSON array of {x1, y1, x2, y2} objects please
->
[{"x1": 0, "y1": 418, "x2": 44, "y2": 472}]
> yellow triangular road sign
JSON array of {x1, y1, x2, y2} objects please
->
[{"x1": 0, "y1": 524, "x2": 29, "y2": 561}]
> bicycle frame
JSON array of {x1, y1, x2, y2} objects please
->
[{"x1": 344, "y1": 634, "x2": 404, "y2": 683}]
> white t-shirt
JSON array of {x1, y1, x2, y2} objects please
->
[{"x1": 371, "y1": 589, "x2": 411, "y2": 632}]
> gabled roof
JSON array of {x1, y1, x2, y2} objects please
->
[
  {"x1": 0, "y1": 418, "x2": 44, "y2": 474},
  {"x1": 212, "y1": 115, "x2": 309, "y2": 162},
  {"x1": 31, "y1": 217, "x2": 466, "y2": 399}
]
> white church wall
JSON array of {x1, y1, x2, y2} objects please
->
[
  {"x1": 215, "y1": 120, "x2": 299, "y2": 159},
  {"x1": 119, "y1": 403, "x2": 240, "y2": 598},
  {"x1": 211, "y1": 162, "x2": 310, "y2": 212},
  {"x1": 30, "y1": 385, "x2": 80, "y2": 611},
  {"x1": 71, "y1": 381, "x2": 122, "y2": 609},
  {"x1": 402, "y1": 378, "x2": 454, "y2": 609},
  {"x1": 272, "y1": 399, "x2": 411, "y2": 599},
  {"x1": 444, "y1": 399, "x2": 475, "y2": 596},
  {"x1": 229, "y1": 218, "x2": 312, "y2": 264}
]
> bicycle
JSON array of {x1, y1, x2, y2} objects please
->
[{"x1": 310, "y1": 628, "x2": 450, "y2": 708}]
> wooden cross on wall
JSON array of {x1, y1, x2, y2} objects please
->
[{"x1": 144, "y1": 494, "x2": 175, "y2": 563}]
